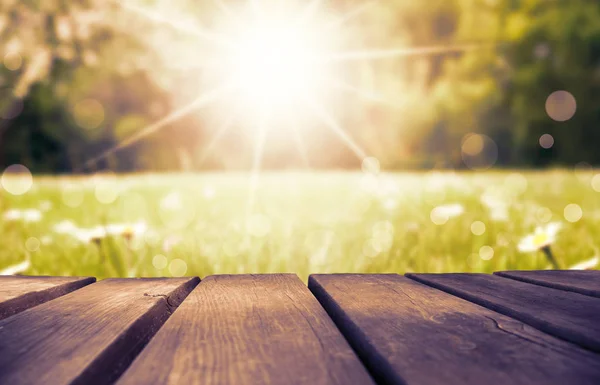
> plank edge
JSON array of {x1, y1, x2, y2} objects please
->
[
  {"x1": 72, "y1": 276, "x2": 200, "y2": 385},
  {"x1": 0, "y1": 276, "x2": 96, "y2": 321},
  {"x1": 494, "y1": 271, "x2": 600, "y2": 298},
  {"x1": 308, "y1": 275, "x2": 408, "y2": 385}
]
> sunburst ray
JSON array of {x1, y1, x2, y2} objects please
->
[
  {"x1": 290, "y1": 123, "x2": 311, "y2": 168},
  {"x1": 245, "y1": 109, "x2": 270, "y2": 218},
  {"x1": 115, "y1": 1, "x2": 232, "y2": 47},
  {"x1": 328, "y1": 78, "x2": 395, "y2": 107},
  {"x1": 303, "y1": 98, "x2": 367, "y2": 160},
  {"x1": 323, "y1": 43, "x2": 489, "y2": 62},
  {"x1": 325, "y1": 0, "x2": 377, "y2": 30},
  {"x1": 83, "y1": 84, "x2": 231, "y2": 169},
  {"x1": 197, "y1": 112, "x2": 239, "y2": 167}
]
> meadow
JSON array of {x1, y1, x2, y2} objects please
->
[{"x1": 0, "y1": 170, "x2": 598, "y2": 281}]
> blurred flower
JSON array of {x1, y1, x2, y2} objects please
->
[
  {"x1": 23, "y1": 209, "x2": 42, "y2": 222},
  {"x1": 3, "y1": 209, "x2": 22, "y2": 221},
  {"x1": 73, "y1": 226, "x2": 106, "y2": 244},
  {"x1": 0, "y1": 259, "x2": 30, "y2": 275},
  {"x1": 431, "y1": 203, "x2": 464, "y2": 225},
  {"x1": 53, "y1": 220, "x2": 78, "y2": 234},
  {"x1": 435, "y1": 203, "x2": 464, "y2": 218},
  {"x1": 518, "y1": 222, "x2": 562, "y2": 269},
  {"x1": 518, "y1": 222, "x2": 562, "y2": 252},
  {"x1": 106, "y1": 221, "x2": 148, "y2": 241},
  {"x1": 3, "y1": 208, "x2": 42, "y2": 222},
  {"x1": 569, "y1": 256, "x2": 599, "y2": 270},
  {"x1": 40, "y1": 235, "x2": 53, "y2": 245}
]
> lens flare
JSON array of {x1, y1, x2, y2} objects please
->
[{"x1": 222, "y1": 20, "x2": 329, "y2": 116}]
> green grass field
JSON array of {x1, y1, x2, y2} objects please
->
[{"x1": 1, "y1": 171, "x2": 598, "y2": 280}]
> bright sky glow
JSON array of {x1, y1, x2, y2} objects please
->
[
  {"x1": 86, "y1": 0, "x2": 488, "y2": 216},
  {"x1": 225, "y1": 22, "x2": 325, "y2": 110}
]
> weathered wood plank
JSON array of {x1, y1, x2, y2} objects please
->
[
  {"x1": 117, "y1": 274, "x2": 375, "y2": 385},
  {"x1": 309, "y1": 274, "x2": 600, "y2": 385},
  {"x1": 0, "y1": 275, "x2": 95, "y2": 320},
  {"x1": 0, "y1": 277, "x2": 199, "y2": 385},
  {"x1": 495, "y1": 270, "x2": 600, "y2": 298},
  {"x1": 408, "y1": 273, "x2": 600, "y2": 352}
]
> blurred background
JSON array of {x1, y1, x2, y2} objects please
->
[
  {"x1": 1, "y1": 0, "x2": 599, "y2": 278},
  {"x1": 1, "y1": 0, "x2": 598, "y2": 172}
]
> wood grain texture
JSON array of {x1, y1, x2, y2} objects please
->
[
  {"x1": 495, "y1": 270, "x2": 600, "y2": 298},
  {"x1": 0, "y1": 277, "x2": 199, "y2": 385},
  {"x1": 309, "y1": 274, "x2": 600, "y2": 385},
  {"x1": 0, "y1": 275, "x2": 95, "y2": 320},
  {"x1": 117, "y1": 274, "x2": 375, "y2": 385},
  {"x1": 408, "y1": 273, "x2": 600, "y2": 352}
]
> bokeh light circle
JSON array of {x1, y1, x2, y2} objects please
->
[
  {"x1": 591, "y1": 174, "x2": 600, "y2": 192},
  {"x1": 479, "y1": 245, "x2": 494, "y2": 261},
  {"x1": 25, "y1": 237, "x2": 40, "y2": 252},
  {"x1": 1, "y1": 164, "x2": 33, "y2": 195},
  {"x1": 536, "y1": 207, "x2": 553, "y2": 223},
  {"x1": 169, "y1": 258, "x2": 188, "y2": 277},
  {"x1": 564, "y1": 203, "x2": 582, "y2": 223},
  {"x1": 3, "y1": 52, "x2": 22, "y2": 71},
  {"x1": 539, "y1": 134, "x2": 554, "y2": 149},
  {"x1": 545, "y1": 91, "x2": 576, "y2": 122},
  {"x1": 73, "y1": 99, "x2": 105, "y2": 130},
  {"x1": 470, "y1": 221, "x2": 486, "y2": 236},
  {"x1": 152, "y1": 254, "x2": 168, "y2": 270},
  {"x1": 461, "y1": 133, "x2": 498, "y2": 170}
]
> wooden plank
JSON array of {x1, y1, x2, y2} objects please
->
[
  {"x1": 117, "y1": 274, "x2": 375, "y2": 385},
  {"x1": 0, "y1": 277, "x2": 199, "y2": 385},
  {"x1": 495, "y1": 270, "x2": 600, "y2": 298},
  {"x1": 0, "y1": 275, "x2": 95, "y2": 320},
  {"x1": 407, "y1": 273, "x2": 600, "y2": 352},
  {"x1": 309, "y1": 274, "x2": 600, "y2": 385}
]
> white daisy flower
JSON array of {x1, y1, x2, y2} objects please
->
[{"x1": 518, "y1": 222, "x2": 562, "y2": 252}]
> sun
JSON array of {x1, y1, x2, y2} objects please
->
[
  {"x1": 225, "y1": 21, "x2": 326, "y2": 111},
  {"x1": 88, "y1": 0, "x2": 481, "y2": 173}
]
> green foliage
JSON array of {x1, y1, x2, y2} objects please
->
[{"x1": 0, "y1": 172, "x2": 597, "y2": 279}]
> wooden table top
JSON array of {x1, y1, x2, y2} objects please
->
[{"x1": 0, "y1": 271, "x2": 599, "y2": 385}]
